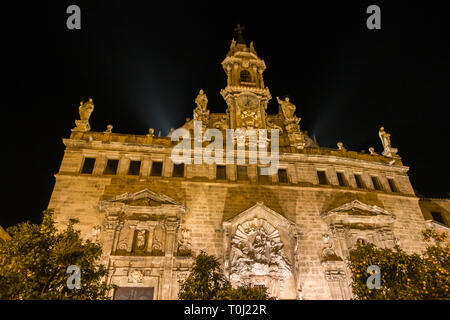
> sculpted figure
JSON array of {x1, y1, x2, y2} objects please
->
[
  {"x1": 277, "y1": 96, "x2": 296, "y2": 119},
  {"x1": 136, "y1": 230, "x2": 146, "y2": 249},
  {"x1": 195, "y1": 89, "x2": 208, "y2": 111},
  {"x1": 147, "y1": 128, "x2": 154, "y2": 136},
  {"x1": 379, "y1": 126, "x2": 398, "y2": 157},
  {"x1": 378, "y1": 127, "x2": 392, "y2": 150},
  {"x1": 79, "y1": 98, "x2": 94, "y2": 121}
]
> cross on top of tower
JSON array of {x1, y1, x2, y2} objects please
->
[{"x1": 234, "y1": 24, "x2": 246, "y2": 44}]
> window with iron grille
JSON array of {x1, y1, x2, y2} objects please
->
[{"x1": 240, "y1": 70, "x2": 252, "y2": 83}]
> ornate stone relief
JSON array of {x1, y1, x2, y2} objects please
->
[
  {"x1": 230, "y1": 218, "x2": 292, "y2": 285},
  {"x1": 223, "y1": 202, "x2": 300, "y2": 299},
  {"x1": 99, "y1": 189, "x2": 186, "y2": 256},
  {"x1": 320, "y1": 200, "x2": 397, "y2": 299},
  {"x1": 177, "y1": 228, "x2": 192, "y2": 256},
  {"x1": 128, "y1": 269, "x2": 143, "y2": 283}
]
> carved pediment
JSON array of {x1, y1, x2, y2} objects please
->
[
  {"x1": 99, "y1": 189, "x2": 187, "y2": 219},
  {"x1": 321, "y1": 200, "x2": 395, "y2": 228},
  {"x1": 224, "y1": 202, "x2": 299, "y2": 234},
  {"x1": 108, "y1": 189, "x2": 184, "y2": 207}
]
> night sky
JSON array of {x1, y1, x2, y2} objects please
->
[{"x1": 1, "y1": 1, "x2": 449, "y2": 227}]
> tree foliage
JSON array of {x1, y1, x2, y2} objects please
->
[
  {"x1": 178, "y1": 251, "x2": 272, "y2": 300},
  {"x1": 0, "y1": 210, "x2": 115, "y2": 300},
  {"x1": 348, "y1": 230, "x2": 449, "y2": 300}
]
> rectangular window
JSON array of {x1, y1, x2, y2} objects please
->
[
  {"x1": 81, "y1": 157, "x2": 96, "y2": 174},
  {"x1": 317, "y1": 170, "x2": 329, "y2": 185},
  {"x1": 258, "y1": 167, "x2": 271, "y2": 184},
  {"x1": 216, "y1": 165, "x2": 226, "y2": 180},
  {"x1": 128, "y1": 160, "x2": 141, "y2": 176},
  {"x1": 431, "y1": 212, "x2": 446, "y2": 225},
  {"x1": 278, "y1": 169, "x2": 288, "y2": 183},
  {"x1": 387, "y1": 178, "x2": 398, "y2": 192},
  {"x1": 336, "y1": 172, "x2": 347, "y2": 187},
  {"x1": 237, "y1": 165, "x2": 248, "y2": 181},
  {"x1": 371, "y1": 176, "x2": 383, "y2": 191},
  {"x1": 104, "y1": 159, "x2": 119, "y2": 175},
  {"x1": 114, "y1": 287, "x2": 154, "y2": 300},
  {"x1": 150, "y1": 161, "x2": 163, "y2": 176},
  {"x1": 354, "y1": 174, "x2": 365, "y2": 188},
  {"x1": 173, "y1": 163, "x2": 185, "y2": 177}
]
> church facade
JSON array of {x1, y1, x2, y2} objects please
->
[{"x1": 48, "y1": 31, "x2": 440, "y2": 300}]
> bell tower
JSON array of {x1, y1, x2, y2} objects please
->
[{"x1": 220, "y1": 25, "x2": 272, "y2": 129}]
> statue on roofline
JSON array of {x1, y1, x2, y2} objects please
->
[
  {"x1": 79, "y1": 98, "x2": 94, "y2": 121},
  {"x1": 195, "y1": 89, "x2": 208, "y2": 112},
  {"x1": 379, "y1": 127, "x2": 398, "y2": 158},
  {"x1": 277, "y1": 96, "x2": 296, "y2": 119}
]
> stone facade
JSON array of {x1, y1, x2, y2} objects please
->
[
  {"x1": 419, "y1": 198, "x2": 450, "y2": 234},
  {"x1": 48, "y1": 32, "x2": 444, "y2": 300}
]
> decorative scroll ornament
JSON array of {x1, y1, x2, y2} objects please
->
[
  {"x1": 230, "y1": 218, "x2": 291, "y2": 285},
  {"x1": 128, "y1": 270, "x2": 143, "y2": 283}
]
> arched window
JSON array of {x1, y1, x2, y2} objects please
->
[{"x1": 240, "y1": 70, "x2": 252, "y2": 83}]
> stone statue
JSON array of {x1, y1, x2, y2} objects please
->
[
  {"x1": 147, "y1": 128, "x2": 154, "y2": 136},
  {"x1": 337, "y1": 142, "x2": 346, "y2": 151},
  {"x1": 277, "y1": 97, "x2": 296, "y2": 119},
  {"x1": 369, "y1": 147, "x2": 377, "y2": 155},
  {"x1": 230, "y1": 218, "x2": 292, "y2": 291},
  {"x1": 195, "y1": 89, "x2": 208, "y2": 112},
  {"x1": 378, "y1": 127, "x2": 398, "y2": 158},
  {"x1": 73, "y1": 98, "x2": 95, "y2": 132},
  {"x1": 379, "y1": 127, "x2": 391, "y2": 150},
  {"x1": 193, "y1": 90, "x2": 210, "y2": 124},
  {"x1": 136, "y1": 230, "x2": 146, "y2": 249},
  {"x1": 104, "y1": 124, "x2": 113, "y2": 134},
  {"x1": 178, "y1": 228, "x2": 192, "y2": 253},
  {"x1": 79, "y1": 98, "x2": 94, "y2": 121}
]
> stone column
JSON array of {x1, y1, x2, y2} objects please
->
[
  {"x1": 146, "y1": 224, "x2": 156, "y2": 254},
  {"x1": 161, "y1": 218, "x2": 179, "y2": 299},
  {"x1": 140, "y1": 156, "x2": 151, "y2": 177}
]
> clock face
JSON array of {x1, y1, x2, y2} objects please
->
[{"x1": 237, "y1": 94, "x2": 258, "y2": 108}]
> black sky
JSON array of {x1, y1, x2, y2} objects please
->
[{"x1": 1, "y1": 1, "x2": 449, "y2": 227}]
